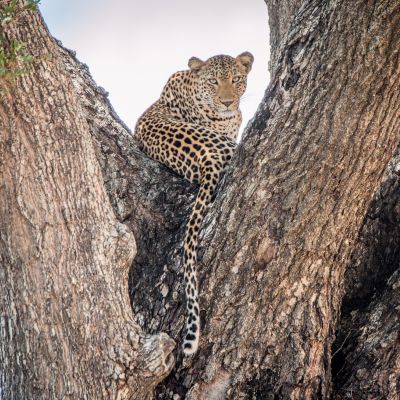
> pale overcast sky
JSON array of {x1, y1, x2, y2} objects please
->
[{"x1": 39, "y1": 0, "x2": 270, "y2": 135}]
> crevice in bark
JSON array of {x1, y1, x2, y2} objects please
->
[
  {"x1": 331, "y1": 267, "x2": 400, "y2": 399},
  {"x1": 240, "y1": 369, "x2": 279, "y2": 400},
  {"x1": 332, "y1": 148, "x2": 400, "y2": 397}
]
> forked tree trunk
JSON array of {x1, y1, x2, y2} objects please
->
[{"x1": 0, "y1": 0, "x2": 399, "y2": 399}]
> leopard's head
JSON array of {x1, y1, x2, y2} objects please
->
[{"x1": 188, "y1": 52, "x2": 254, "y2": 114}]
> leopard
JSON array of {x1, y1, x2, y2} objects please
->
[{"x1": 135, "y1": 52, "x2": 254, "y2": 355}]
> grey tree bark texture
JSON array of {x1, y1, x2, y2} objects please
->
[
  {"x1": 0, "y1": 1, "x2": 399, "y2": 400},
  {"x1": 0, "y1": 3, "x2": 174, "y2": 400},
  {"x1": 265, "y1": 0, "x2": 400, "y2": 398}
]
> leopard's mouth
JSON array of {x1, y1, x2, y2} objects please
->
[{"x1": 220, "y1": 108, "x2": 237, "y2": 115}]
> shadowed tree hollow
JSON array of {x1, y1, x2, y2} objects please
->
[{"x1": 0, "y1": 0, "x2": 399, "y2": 399}]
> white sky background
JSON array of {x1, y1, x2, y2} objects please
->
[{"x1": 39, "y1": 0, "x2": 270, "y2": 134}]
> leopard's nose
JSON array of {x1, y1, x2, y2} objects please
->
[{"x1": 221, "y1": 100, "x2": 233, "y2": 107}]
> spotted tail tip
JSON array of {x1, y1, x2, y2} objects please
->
[{"x1": 183, "y1": 329, "x2": 200, "y2": 356}]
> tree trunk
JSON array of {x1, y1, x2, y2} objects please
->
[
  {"x1": 0, "y1": 4, "x2": 174, "y2": 399},
  {"x1": 266, "y1": 1, "x2": 400, "y2": 396},
  {"x1": 1, "y1": 0, "x2": 399, "y2": 399},
  {"x1": 173, "y1": 0, "x2": 400, "y2": 396}
]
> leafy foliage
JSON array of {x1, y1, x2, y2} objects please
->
[{"x1": 0, "y1": 0, "x2": 40, "y2": 87}]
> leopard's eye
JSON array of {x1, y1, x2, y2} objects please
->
[
  {"x1": 208, "y1": 78, "x2": 218, "y2": 85},
  {"x1": 232, "y1": 76, "x2": 241, "y2": 83}
]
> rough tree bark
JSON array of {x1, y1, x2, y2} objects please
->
[
  {"x1": 173, "y1": 1, "x2": 399, "y2": 397},
  {"x1": 1, "y1": 0, "x2": 399, "y2": 399},
  {"x1": 0, "y1": 4, "x2": 174, "y2": 399},
  {"x1": 264, "y1": 0, "x2": 303, "y2": 77},
  {"x1": 266, "y1": 1, "x2": 400, "y2": 397}
]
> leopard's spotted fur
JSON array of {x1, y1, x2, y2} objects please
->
[{"x1": 135, "y1": 52, "x2": 253, "y2": 355}]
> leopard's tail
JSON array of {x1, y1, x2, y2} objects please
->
[{"x1": 182, "y1": 174, "x2": 218, "y2": 356}]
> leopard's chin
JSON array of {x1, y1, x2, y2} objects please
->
[{"x1": 220, "y1": 109, "x2": 236, "y2": 116}]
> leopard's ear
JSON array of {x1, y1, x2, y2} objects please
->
[
  {"x1": 236, "y1": 51, "x2": 254, "y2": 74},
  {"x1": 188, "y1": 57, "x2": 206, "y2": 74}
]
